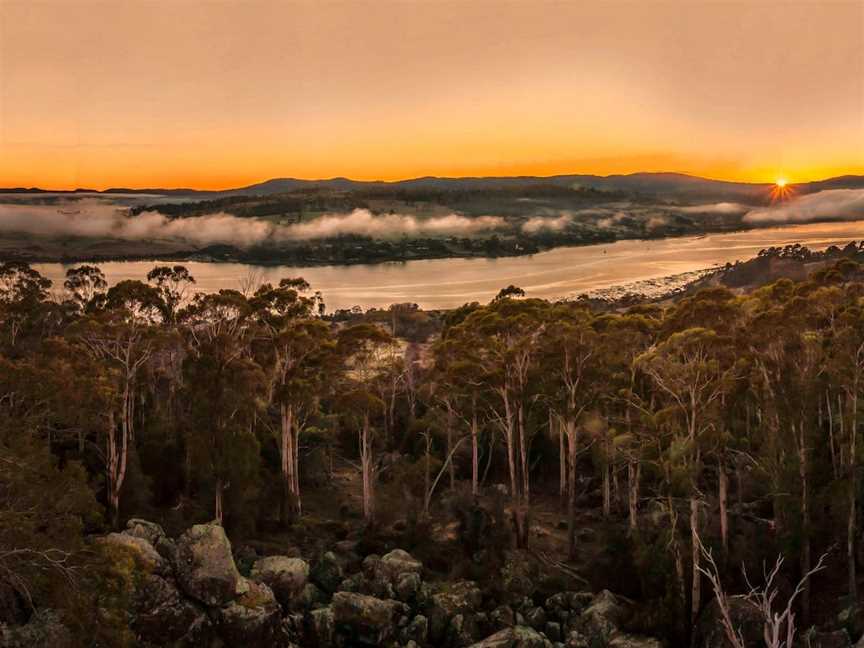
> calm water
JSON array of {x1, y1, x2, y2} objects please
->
[{"x1": 33, "y1": 221, "x2": 864, "y2": 311}]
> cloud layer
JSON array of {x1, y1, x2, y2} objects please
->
[
  {"x1": 0, "y1": 202, "x2": 505, "y2": 247},
  {"x1": 744, "y1": 189, "x2": 864, "y2": 224}
]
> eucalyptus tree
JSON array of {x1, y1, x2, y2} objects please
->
[
  {"x1": 459, "y1": 296, "x2": 547, "y2": 547},
  {"x1": 637, "y1": 327, "x2": 738, "y2": 632},
  {"x1": 64, "y1": 265, "x2": 108, "y2": 313},
  {"x1": 337, "y1": 323, "x2": 396, "y2": 527},
  {"x1": 593, "y1": 308, "x2": 660, "y2": 534},
  {"x1": 181, "y1": 290, "x2": 266, "y2": 525},
  {"x1": 822, "y1": 286, "x2": 864, "y2": 605},
  {"x1": 0, "y1": 262, "x2": 54, "y2": 350},
  {"x1": 542, "y1": 303, "x2": 598, "y2": 558},
  {"x1": 250, "y1": 277, "x2": 333, "y2": 526},
  {"x1": 71, "y1": 281, "x2": 165, "y2": 528},
  {"x1": 748, "y1": 288, "x2": 826, "y2": 626},
  {"x1": 146, "y1": 265, "x2": 196, "y2": 325}
]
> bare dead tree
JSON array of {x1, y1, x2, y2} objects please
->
[{"x1": 698, "y1": 537, "x2": 829, "y2": 648}]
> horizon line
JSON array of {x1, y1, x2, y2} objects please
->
[{"x1": 3, "y1": 169, "x2": 863, "y2": 194}]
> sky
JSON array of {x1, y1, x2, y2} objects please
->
[{"x1": 1, "y1": 0, "x2": 862, "y2": 190}]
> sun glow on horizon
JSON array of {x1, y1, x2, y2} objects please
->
[{"x1": 770, "y1": 177, "x2": 795, "y2": 203}]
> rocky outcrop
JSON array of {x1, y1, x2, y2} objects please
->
[
  {"x1": 12, "y1": 518, "x2": 679, "y2": 648},
  {"x1": 468, "y1": 625, "x2": 552, "y2": 648},
  {"x1": 175, "y1": 522, "x2": 246, "y2": 607}
]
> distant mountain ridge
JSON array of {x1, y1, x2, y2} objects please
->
[{"x1": 3, "y1": 172, "x2": 864, "y2": 200}]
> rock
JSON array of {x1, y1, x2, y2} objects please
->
[
  {"x1": 695, "y1": 595, "x2": 762, "y2": 648},
  {"x1": 331, "y1": 591, "x2": 403, "y2": 644},
  {"x1": 175, "y1": 522, "x2": 246, "y2": 607},
  {"x1": 297, "y1": 583, "x2": 327, "y2": 611},
  {"x1": 524, "y1": 606, "x2": 547, "y2": 630},
  {"x1": 448, "y1": 613, "x2": 482, "y2": 647},
  {"x1": 362, "y1": 553, "x2": 381, "y2": 578},
  {"x1": 124, "y1": 518, "x2": 166, "y2": 545},
  {"x1": 375, "y1": 548, "x2": 423, "y2": 584},
  {"x1": 311, "y1": 551, "x2": 344, "y2": 594},
  {"x1": 98, "y1": 532, "x2": 170, "y2": 576},
  {"x1": 307, "y1": 606, "x2": 335, "y2": 647},
  {"x1": 804, "y1": 629, "x2": 852, "y2": 648},
  {"x1": 216, "y1": 578, "x2": 288, "y2": 647},
  {"x1": 545, "y1": 621, "x2": 562, "y2": 642},
  {"x1": 428, "y1": 580, "x2": 484, "y2": 642},
  {"x1": 338, "y1": 572, "x2": 367, "y2": 593},
  {"x1": 250, "y1": 556, "x2": 309, "y2": 610},
  {"x1": 395, "y1": 571, "x2": 422, "y2": 602},
  {"x1": 607, "y1": 634, "x2": 664, "y2": 648},
  {"x1": 131, "y1": 573, "x2": 212, "y2": 646},
  {"x1": 579, "y1": 590, "x2": 626, "y2": 641},
  {"x1": 501, "y1": 551, "x2": 536, "y2": 602},
  {"x1": 469, "y1": 625, "x2": 553, "y2": 647},
  {"x1": 0, "y1": 610, "x2": 74, "y2": 648},
  {"x1": 490, "y1": 605, "x2": 516, "y2": 630},
  {"x1": 403, "y1": 614, "x2": 429, "y2": 644}
]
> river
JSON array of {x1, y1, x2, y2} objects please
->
[{"x1": 32, "y1": 220, "x2": 864, "y2": 311}]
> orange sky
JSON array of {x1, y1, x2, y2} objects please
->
[{"x1": 1, "y1": 0, "x2": 863, "y2": 190}]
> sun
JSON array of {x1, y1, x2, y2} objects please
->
[{"x1": 770, "y1": 177, "x2": 794, "y2": 203}]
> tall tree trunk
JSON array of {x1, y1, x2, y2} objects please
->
[
  {"x1": 628, "y1": 459, "x2": 639, "y2": 534},
  {"x1": 360, "y1": 415, "x2": 376, "y2": 527},
  {"x1": 719, "y1": 458, "x2": 729, "y2": 554},
  {"x1": 447, "y1": 403, "x2": 455, "y2": 490},
  {"x1": 471, "y1": 409, "x2": 479, "y2": 497},
  {"x1": 558, "y1": 414, "x2": 566, "y2": 510},
  {"x1": 849, "y1": 389, "x2": 859, "y2": 604},
  {"x1": 215, "y1": 479, "x2": 224, "y2": 526},
  {"x1": 567, "y1": 420, "x2": 578, "y2": 560},
  {"x1": 690, "y1": 496, "x2": 701, "y2": 640},
  {"x1": 602, "y1": 463, "x2": 611, "y2": 519},
  {"x1": 798, "y1": 423, "x2": 811, "y2": 627}
]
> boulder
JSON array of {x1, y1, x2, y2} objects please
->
[
  {"x1": 98, "y1": 532, "x2": 170, "y2": 576},
  {"x1": 175, "y1": 522, "x2": 246, "y2": 607},
  {"x1": 311, "y1": 551, "x2": 344, "y2": 594},
  {"x1": 215, "y1": 578, "x2": 288, "y2": 647},
  {"x1": 123, "y1": 518, "x2": 166, "y2": 545},
  {"x1": 607, "y1": 634, "x2": 665, "y2": 648},
  {"x1": 501, "y1": 551, "x2": 536, "y2": 602},
  {"x1": 695, "y1": 595, "x2": 762, "y2": 648},
  {"x1": 331, "y1": 591, "x2": 403, "y2": 644},
  {"x1": 448, "y1": 612, "x2": 482, "y2": 647},
  {"x1": 0, "y1": 610, "x2": 74, "y2": 648},
  {"x1": 131, "y1": 573, "x2": 212, "y2": 646},
  {"x1": 579, "y1": 590, "x2": 627, "y2": 641},
  {"x1": 307, "y1": 606, "x2": 336, "y2": 647},
  {"x1": 805, "y1": 629, "x2": 852, "y2": 648},
  {"x1": 375, "y1": 548, "x2": 423, "y2": 584},
  {"x1": 395, "y1": 571, "x2": 422, "y2": 603},
  {"x1": 468, "y1": 625, "x2": 553, "y2": 648},
  {"x1": 490, "y1": 604, "x2": 516, "y2": 630},
  {"x1": 428, "y1": 580, "x2": 484, "y2": 642},
  {"x1": 403, "y1": 614, "x2": 429, "y2": 644},
  {"x1": 250, "y1": 556, "x2": 309, "y2": 610}
]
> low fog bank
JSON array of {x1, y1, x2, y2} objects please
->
[
  {"x1": 0, "y1": 202, "x2": 506, "y2": 248},
  {"x1": 744, "y1": 189, "x2": 864, "y2": 224},
  {"x1": 2, "y1": 191, "x2": 860, "y2": 251}
]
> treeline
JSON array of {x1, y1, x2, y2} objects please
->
[{"x1": 4, "y1": 257, "x2": 864, "y2": 641}]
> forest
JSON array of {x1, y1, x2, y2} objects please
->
[{"x1": 3, "y1": 256, "x2": 864, "y2": 647}]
